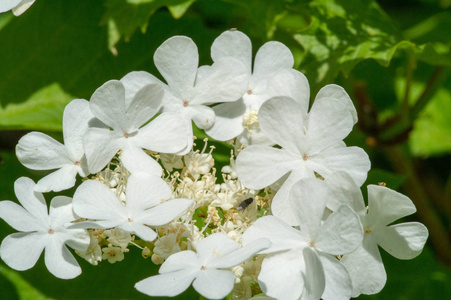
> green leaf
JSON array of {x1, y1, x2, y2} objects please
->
[
  {"x1": 103, "y1": 0, "x2": 196, "y2": 53},
  {"x1": 0, "y1": 265, "x2": 52, "y2": 300},
  {"x1": 292, "y1": 0, "x2": 413, "y2": 89},
  {"x1": 0, "y1": 83, "x2": 72, "y2": 131},
  {"x1": 409, "y1": 87, "x2": 451, "y2": 156}
]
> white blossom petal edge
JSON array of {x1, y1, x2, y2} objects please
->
[
  {"x1": 71, "y1": 173, "x2": 193, "y2": 242},
  {"x1": 0, "y1": 177, "x2": 89, "y2": 279},
  {"x1": 135, "y1": 233, "x2": 271, "y2": 299}
]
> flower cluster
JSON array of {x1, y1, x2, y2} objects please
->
[{"x1": 0, "y1": 30, "x2": 428, "y2": 299}]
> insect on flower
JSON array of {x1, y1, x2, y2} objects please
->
[{"x1": 237, "y1": 197, "x2": 253, "y2": 210}]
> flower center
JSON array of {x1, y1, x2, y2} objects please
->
[
  {"x1": 364, "y1": 227, "x2": 371, "y2": 234},
  {"x1": 200, "y1": 265, "x2": 206, "y2": 270},
  {"x1": 127, "y1": 218, "x2": 132, "y2": 223},
  {"x1": 183, "y1": 99, "x2": 189, "y2": 107},
  {"x1": 48, "y1": 228, "x2": 55, "y2": 234},
  {"x1": 246, "y1": 90, "x2": 252, "y2": 95},
  {"x1": 74, "y1": 161, "x2": 80, "y2": 165},
  {"x1": 302, "y1": 154, "x2": 308, "y2": 161},
  {"x1": 308, "y1": 241, "x2": 314, "y2": 248}
]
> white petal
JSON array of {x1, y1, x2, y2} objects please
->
[
  {"x1": 311, "y1": 146, "x2": 370, "y2": 186},
  {"x1": 136, "y1": 198, "x2": 193, "y2": 226},
  {"x1": 341, "y1": 236, "x2": 386, "y2": 296},
  {"x1": 289, "y1": 178, "x2": 330, "y2": 239},
  {"x1": 34, "y1": 165, "x2": 79, "y2": 193},
  {"x1": 136, "y1": 112, "x2": 188, "y2": 154},
  {"x1": 83, "y1": 128, "x2": 119, "y2": 174},
  {"x1": 126, "y1": 83, "x2": 164, "y2": 130},
  {"x1": 187, "y1": 105, "x2": 215, "y2": 130},
  {"x1": 12, "y1": 0, "x2": 35, "y2": 16},
  {"x1": 211, "y1": 30, "x2": 252, "y2": 76},
  {"x1": 259, "y1": 97, "x2": 305, "y2": 154},
  {"x1": 135, "y1": 269, "x2": 197, "y2": 297},
  {"x1": 316, "y1": 84, "x2": 357, "y2": 125},
  {"x1": 123, "y1": 223, "x2": 157, "y2": 242},
  {"x1": 192, "y1": 57, "x2": 247, "y2": 105},
  {"x1": 0, "y1": 201, "x2": 42, "y2": 232},
  {"x1": 90, "y1": 80, "x2": 128, "y2": 132},
  {"x1": 0, "y1": 0, "x2": 22, "y2": 13},
  {"x1": 62, "y1": 99, "x2": 94, "y2": 158},
  {"x1": 258, "y1": 250, "x2": 305, "y2": 300},
  {"x1": 193, "y1": 269, "x2": 235, "y2": 300},
  {"x1": 315, "y1": 205, "x2": 363, "y2": 255},
  {"x1": 377, "y1": 222, "x2": 428, "y2": 260},
  {"x1": 45, "y1": 238, "x2": 82, "y2": 279},
  {"x1": 236, "y1": 145, "x2": 298, "y2": 190},
  {"x1": 16, "y1": 132, "x2": 73, "y2": 170},
  {"x1": 242, "y1": 216, "x2": 305, "y2": 254},
  {"x1": 125, "y1": 173, "x2": 172, "y2": 213},
  {"x1": 211, "y1": 238, "x2": 271, "y2": 269},
  {"x1": 205, "y1": 99, "x2": 246, "y2": 141},
  {"x1": 266, "y1": 69, "x2": 310, "y2": 115},
  {"x1": 14, "y1": 177, "x2": 48, "y2": 223},
  {"x1": 0, "y1": 232, "x2": 46, "y2": 271},
  {"x1": 252, "y1": 41, "x2": 294, "y2": 84},
  {"x1": 196, "y1": 233, "x2": 239, "y2": 265},
  {"x1": 318, "y1": 252, "x2": 352, "y2": 300},
  {"x1": 120, "y1": 144, "x2": 162, "y2": 176},
  {"x1": 72, "y1": 180, "x2": 126, "y2": 221},
  {"x1": 366, "y1": 185, "x2": 417, "y2": 227},
  {"x1": 154, "y1": 36, "x2": 198, "y2": 95},
  {"x1": 302, "y1": 247, "x2": 326, "y2": 300},
  {"x1": 120, "y1": 71, "x2": 163, "y2": 106},
  {"x1": 160, "y1": 250, "x2": 199, "y2": 273},
  {"x1": 49, "y1": 196, "x2": 76, "y2": 227},
  {"x1": 324, "y1": 171, "x2": 366, "y2": 215},
  {"x1": 270, "y1": 167, "x2": 316, "y2": 226},
  {"x1": 306, "y1": 97, "x2": 353, "y2": 153}
]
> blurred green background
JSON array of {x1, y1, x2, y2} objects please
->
[{"x1": 0, "y1": 0, "x2": 450, "y2": 299}]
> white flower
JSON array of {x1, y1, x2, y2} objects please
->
[
  {"x1": 340, "y1": 184, "x2": 429, "y2": 297},
  {"x1": 83, "y1": 80, "x2": 187, "y2": 175},
  {"x1": 135, "y1": 233, "x2": 271, "y2": 299},
  {"x1": 236, "y1": 90, "x2": 370, "y2": 225},
  {"x1": 0, "y1": 0, "x2": 35, "y2": 16},
  {"x1": 153, "y1": 233, "x2": 181, "y2": 260},
  {"x1": 16, "y1": 99, "x2": 95, "y2": 192},
  {"x1": 242, "y1": 178, "x2": 364, "y2": 300},
  {"x1": 71, "y1": 173, "x2": 193, "y2": 242},
  {"x1": 205, "y1": 30, "x2": 310, "y2": 146},
  {"x1": 0, "y1": 177, "x2": 89, "y2": 279},
  {"x1": 121, "y1": 35, "x2": 248, "y2": 153}
]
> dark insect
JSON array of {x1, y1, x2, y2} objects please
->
[{"x1": 237, "y1": 197, "x2": 253, "y2": 211}]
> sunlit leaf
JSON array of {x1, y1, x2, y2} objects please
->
[{"x1": 0, "y1": 83, "x2": 73, "y2": 131}]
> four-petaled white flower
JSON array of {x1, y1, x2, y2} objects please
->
[
  {"x1": 121, "y1": 35, "x2": 248, "y2": 154},
  {"x1": 71, "y1": 173, "x2": 193, "y2": 242},
  {"x1": 0, "y1": 177, "x2": 90, "y2": 279},
  {"x1": 83, "y1": 80, "x2": 187, "y2": 175},
  {"x1": 340, "y1": 184, "x2": 429, "y2": 297},
  {"x1": 242, "y1": 178, "x2": 364, "y2": 300},
  {"x1": 205, "y1": 30, "x2": 310, "y2": 146},
  {"x1": 236, "y1": 92, "x2": 370, "y2": 225},
  {"x1": 0, "y1": 0, "x2": 35, "y2": 16},
  {"x1": 16, "y1": 99, "x2": 95, "y2": 192},
  {"x1": 135, "y1": 233, "x2": 271, "y2": 299}
]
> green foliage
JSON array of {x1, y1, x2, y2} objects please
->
[
  {"x1": 0, "y1": 83, "x2": 72, "y2": 131},
  {"x1": 0, "y1": 0, "x2": 450, "y2": 299}
]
